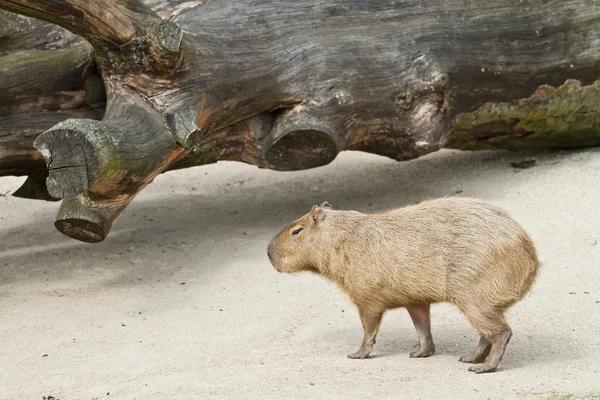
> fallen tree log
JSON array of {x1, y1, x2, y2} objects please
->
[
  {"x1": 0, "y1": 8, "x2": 104, "y2": 178},
  {"x1": 1, "y1": 0, "x2": 600, "y2": 242}
]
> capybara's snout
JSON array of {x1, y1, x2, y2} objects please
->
[{"x1": 266, "y1": 239, "x2": 281, "y2": 272}]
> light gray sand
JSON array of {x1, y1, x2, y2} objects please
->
[{"x1": 1, "y1": 149, "x2": 599, "y2": 400}]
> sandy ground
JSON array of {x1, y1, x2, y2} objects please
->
[{"x1": 1, "y1": 148, "x2": 599, "y2": 400}]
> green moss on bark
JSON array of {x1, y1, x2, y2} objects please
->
[{"x1": 447, "y1": 80, "x2": 600, "y2": 151}]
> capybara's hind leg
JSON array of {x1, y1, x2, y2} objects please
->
[
  {"x1": 469, "y1": 327, "x2": 512, "y2": 374},
  {"x1": 406, "y1": 304, "x2": 435, "y2": 358},
  {"x1": 459, "y1": 335, "x2": 491, "y2": 364},
  {"x1": 462, "y1": 306, "x2": 512, "y2": 373},
  {"x1": 348, "y1": 307, "x2": 383, "y2": 359}
]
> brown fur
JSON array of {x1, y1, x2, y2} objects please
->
[{"x1": 267, "y1": 197, "x2": 540, "y2": 373}]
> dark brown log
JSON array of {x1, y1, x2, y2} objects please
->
[
  {"x1": 264, "y1": 105, "x2": 341, "y2": 171},
  {"x1": 34, "y1": 89, "x2": 176, "y2": 199},
  {"x1": 2, "y1": 0, "x2": 600, "y2": 242},
  {"x1": 0, "y1": 9, "x2": 104, "y2": 178},
  {"x1": 445, "y1": 79, "x2": 600, "y2": 151},
  {"x1": 0, "y1": 8, "x2": 82, "y2": 55},
  {"x1": 31, "y1": 84, "x2": 183, "y2": 240},
  {"x1": 0, "y1": 111, "x2": 102, "y2": 176},
  {"x1": 0, "y1": 0, "x2": 185, "y2": 241},
  {"x1": 163, "y1": 0, "x2": 600, "y2": 156},
  {"x1": 54, "y1": 195, "x2": 115, "y2": 243},
  {"x1": 0, "y1": 0, "x2": 182, "y2": 74},
  {"x1": 53, "y1": 144, "x2": 185, "y2": 243}
]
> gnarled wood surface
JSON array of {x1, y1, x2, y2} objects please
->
[{"x1": 1, "y1": 0, "x2": 600, "y2": 242}]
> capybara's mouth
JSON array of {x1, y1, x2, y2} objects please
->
[
  {"x1": 267, "y1": 253, "x2": 282, "y2": 273},
  {"x1": 271, "y1": 260, "x2": 286, "y2": 273},
  {"x1": 271, "y1": 261, "x2": 284, "y2": 273}
]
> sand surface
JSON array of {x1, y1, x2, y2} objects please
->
[{"x1": 1, "y1": 149, "x2": 599, "y2": 400}]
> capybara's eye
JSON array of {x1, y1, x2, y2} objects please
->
[{"x1": 292, "y1": 227, "x2": 303, "y2": 236}]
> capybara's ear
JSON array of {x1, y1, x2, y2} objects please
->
[
  {"x1": 320, "y1": 201, "x2": 333, "y2": 210},
  {"x1": 310, "y1": 205, "x2": 325, "y2": 225}
]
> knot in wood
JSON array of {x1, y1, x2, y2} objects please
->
[
  {"x1": 394, "y1": 91, "x2": 414, "y2": 110},
  {"x1": 155, "y1": 20, "x2": 183, "y2": 53}
]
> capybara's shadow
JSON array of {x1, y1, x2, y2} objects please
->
[{"x1": 314, "y1": 313, "x2": 581, "y2": 370}]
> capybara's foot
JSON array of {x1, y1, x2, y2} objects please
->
[
  {"x1": 409, "y1": 348, "x2": 435, "y2": 358},
  {"x1": 465, "y1": 327, "x2": 512, "y2": 373},
  {"x1": 459, "y1": 335, "x2": 492, "y2": 364},
  {"x1": 406, "y1": 304, "x2": 435, "y2": 359},
  {"x1": 459, "y1": 353, "x2": 485, "y2": 364},
  {"x1": 348, "y1": 308, "x2": 382, "y2": 360},
  {"x1": 468, "y1": 364, "x2": 497, "y2": 374},
  {"x1": 348, "y1": 346, "x2": 372, "y2": 359},
  {"x1": 409, "y1": 340, "x2": 435, "y2": 358}
]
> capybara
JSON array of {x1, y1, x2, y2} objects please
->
[{"x1": 267, "y1": 197, "x2": 540, "y2": 373}]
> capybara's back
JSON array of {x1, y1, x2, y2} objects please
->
[
  {"x1": 267, "y1": 197, "x2": 541, "y2": 373},
  {"x1": 366, "y1": 197, "x2": 540, "y2": 313}
]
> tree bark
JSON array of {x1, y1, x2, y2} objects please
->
[
  {"x1": 0, "y1": 9, "x2": 104, "y2": 176},
  {"x1": 1, "y1": 1, "x2": 600, "y2": 242}
]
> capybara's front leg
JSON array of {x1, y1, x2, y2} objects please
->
[
  {"x1": 406, "y1": 304, "x2": 436, "y2": 358},
  {"x1": 348, "y1": 307, "x2": 383, "y2": 359}
]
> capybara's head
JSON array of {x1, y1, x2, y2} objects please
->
[{"x1": 267, "y1": 201, "x2": 333, "y2": 273}]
